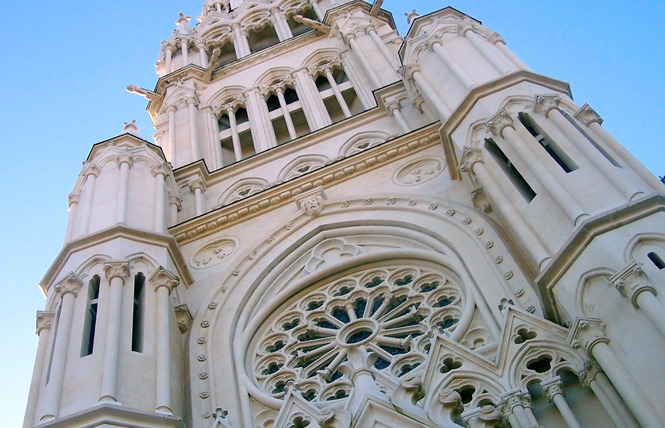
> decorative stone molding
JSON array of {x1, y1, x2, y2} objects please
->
[
  {"x1": 577, "y1": 360, "x2": 602, "y2": 388},
  {"x1": 459, "y1": 146, "x2": 483, "y2": 174},
  {"x1": 149, "y1": 266, "x2": 180, "y2": 293},
  {"x1": 104, "y1": 261, "x2": 130, "y2": 281},
  {"x1": 303, "y1": 238, "x2": 363, "y2": 274},
  {"x1": 188, "y1": 177, "x2": 207, "y2": 193},
  {"x1": 393, "y1": 156, "x2": 445, "y2": 186},
  {"x1": 68, "y1": 192, "x2": 80, "y2": 206},
  {"x1": 540, "y1": 376, "x2": 564, "y2": 402},
  {"x1": 485, "y1": 109, "x2": 514, "y2": 137},
  {"x1": 82, "y1": 164, "x2": 100, "y2": 178},
  {"x1": 151, "y1": 163, "x2": 171, "y2": 178},
  {"x1": 174, "y1": 304, "x2": 193, "y2": 333},
  {"x1": 574, "y1": 103, "x2": 603, "y2": 126},
  {"x1": 609, "y1": 261, "x2": 655, "y2": 308},
  {"x1": 36, "y1": 311, "x2": 55, "y2": 335},
  {"x1": 54, "y1": 272, "x2": 83, "y2": 297},
  {"x1": 567, "y1": 317, "x2": 608, "y2": 354},
  {"x1": 534, "y1": 95, "x2": 561, "y2": 117},
  {"x1": 499, "y1": 388, "x2": 533, "y2": 416},
  {"x1": 462, "y1": 404, "x2": 502, "y2": 428},
  {"x1": 293, "y1": 186, "x2": 327, "y2": 217},
  {"x1": 116, "y1": 154, "x2": 134, "y2": 169},
  {"x1": 190, "y1": 237, "x2": 239, "y2": 268}
]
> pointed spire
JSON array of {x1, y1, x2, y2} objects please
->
[{"x1": 176, "y1": 12, "x2": 192, "y2": 34}]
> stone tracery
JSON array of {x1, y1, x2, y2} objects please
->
[{"x1": 251, "y1": 263, "x2": 467, "y2": 403}]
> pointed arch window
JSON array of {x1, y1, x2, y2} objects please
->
[
  {"x1": 314, "y1": 66, "x2": 363, "y2": 123},
  {"x1": 485, "y1": 138, "x2": 536, "y2": 202},
  {"x1": 266, "y1": 85, "x2": 311, "y2": 145}
]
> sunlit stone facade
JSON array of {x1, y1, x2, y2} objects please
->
[{"x1": 24, "y1": 1, "x2": 665, "y2": 427}]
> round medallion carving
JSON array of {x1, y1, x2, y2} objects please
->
[
  {"x1": 190, "y1": 237, "x2": 239, "y2": 269},
  {"x1": 393, "y1": 157, "x2": 445, "y2": 186}
]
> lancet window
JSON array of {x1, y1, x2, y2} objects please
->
[
  {"x1": 218, "y1": 104, "x2": 256, "y2": 164},
  {"x1": 313, "y1": 65, "x2": 363, "y2": 124},
  {"x1": 518, "y1": 113, "x2": 578, "y2": 173},
  {"x1": 81, "y1": 275, "x2": 100, "y2": 357},
  {"x1": 131, "y1": 273, "x2": 145, "y2": 353},
  {"x1": 485, "y1": 138, "x2": 536, "y2": 202},
  {"x1": 251, "y1": 263, "x2": 466, "y2": 403},
  {"x1": 265, "y1": 84, "x2": 311, "y2": 145}
]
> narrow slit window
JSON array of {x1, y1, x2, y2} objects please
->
[
  {"x1": 485, "y1": 138, "x2": 536, "y2": 202},
  {"x1": 132, "y1": 273, "x2": 145, "y2": 352},
  {"x1": 648, "y1": 252, "x2": 665, "y2": 270},
  {"x1": 518, "y1": 113, "x2": 577, "y2": 173},
  {"x1": 81, "y1": 275, "x2": 100, "y2": 357}
]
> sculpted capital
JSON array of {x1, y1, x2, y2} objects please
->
[
  {"x1": 567, "y1": 316, "x2": 608, "y2": 354},
  {"x1": 82, "y1": 164, "x2": 100, "y2": 179},
  {"x1": 459, "y1": 146, "x2": 484, "y2": 174},
  {"x1": 36, "y1": 311, "x2": 56, "y2": 335},
  {"x1": 610, "y1": 261, "x2": 655, "y2": 308},
  {"x1": 534, "y1": 95, "x2": 561, "y2": 117},
  {"x1": 574, "y1": 103, "x2": 603, "y2": 126},
  {"x1": 540, "y1": 376, "x2": 564, "y2": 402},
  {"x1": 150, "y1": 266, "x2": 180, "y2": 293},
  {"x1": 577, "y1": 359, "x2": 602, "y2": 387},
  {"x1": 104, "y1": 261, "x2": 130, "y2": 281},
  {"x1": 188, "y1": 177, "x2": 207, "y2": 193},
  {"x1": 54, "y1": 272, "x2": 83, "y2": 298},
  {"x1": 116, "y1": 154, "x2": 134, "y2": 169},
  {"x1": 486, "y1": 109, "x2": 515, "y2": 137}
]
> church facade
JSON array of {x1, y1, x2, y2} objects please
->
[{"x1": 24, "y1": 0, "x2": 665, "y2": 427}]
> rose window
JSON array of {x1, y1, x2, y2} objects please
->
[{"x1": 252, "y1": 264, "x2": 465, "y2": 402}]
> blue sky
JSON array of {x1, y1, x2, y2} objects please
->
[{"x1": 1, "y1": 1, "x2": 663, "y2": 425}]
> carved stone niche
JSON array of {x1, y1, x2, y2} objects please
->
[{"x1": 294, "y1": 186, "x2": 327, "y2": 217}]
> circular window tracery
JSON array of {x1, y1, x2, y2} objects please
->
[{"x1": 251, "y1": 264, "x2": 466, "y2": 403}]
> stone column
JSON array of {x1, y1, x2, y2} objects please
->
[
  {"x1": 324, "y1": 68, "x2": 352, "y2": 118},
  {"x1": 204, "y1": 107, "x2": 222, "y2": 169},
  {"x1": 574, "y1": 104, "x2": 665, "y2": 192},
  {"x1": 499, "y1": 389, "x2": 538, "y2": 428},
  {"x1": 578, "y1": 360, "x2": 639, "y2": 428},
  {"x1": 169, "y1": 195, "x2": 181, "y2": 226},
  {"x1": 232, "y1": 24, "x2": 250, "y2": 57},
  {"x1": 293, "y1": 69, "x2": 331, "y2": 129},
  {"x1": 366, "y1": 27, "x2": 400, "y2": 71},
  {"x1": 39, "y1": 274, "x2": 82, "y2": 420},
  {"x1": 461, "y1": 147, "x2": 550, "y2": 270},
  {"x1": 311, "y1": 1, "x2": 323, "y2": 20},
  {"x1": 226, "y1": 106, "x2": 243, "y2": 161},
  {"x1": 115, "y1": 155, "x2": 133, "y2": 225},
  {"x1": 180, "y1": 40, "x2": 189, "y2": 66},
  {"x1": 189, "y1": 178, "x2": 206, "y2": 216},
  {"x1": 535, "y1": 96, "x2": 641, "y2": 200},
  {"x1": 610, "y1": 261, "x2": 665, "y2": 339},
  {"x1": 187, "y1": 97, "x2": 201, "y2": 162},
  {"x1": 150, "y1": 267, "x2": 180, "y2": 415},
  {"x1": 64, "y1": 193, "x2": 79, "y2": 242},
  {"x1": 461, "y1": 26, "x2": 511, "y2": 75},
  {"x1": 167, "y1": 105, "x2": 177, "y2": 165},
  {"x1": 403, "y1": 64, "x2": 452, "y2": 119},
  {"x1": 99, "y1": 262, "x2": 130, "y2": 402},
  {"x1": 197, "y1": 42, "x2": 207, "y2": 66},
  {"x1": 340, "y1": 53, "x2": 375, "y2": 109},
  {"x1": 164, "y1": 46, "x2": 173, "y2": 73},
  {"x1": 152, "y1": 164, "x2": 169, "y2": 232},
  {"x1": 24, "y1": 311, "x2": 55, "y2": 427},
  {"x1": 489, "y1": 33, "x2": 531, "y2": 71},
  {"x1": 271, "y1": 9, "x2": 292, "y2": 40},
  {"x1": 428, "y1": 38, "x2": 475, "y2": 88},
  {"x1": 487, "y1": 110, "x2": 587, "y2": 225},
  {"x1": 246, "y1": 88, "x2": 277, "y2": 150},
  {"x1": 568, "y1": 317, "x2": 662, "y2": 427},
  {"x1": 540, "y1": 377, "x2": 582, "y2": 428},
  {"x1": 74, "y1": 165, "x2": 100, "y2": 237},
  {"x1": 344, "y1": 33, "x2": 381, "y2": 87},
  {"x1": 386, "y1": 99, "x2": 410, "y2": 134},
  {"x1": 276, "y1": 88, "x2": 297, "y2": 140},
  {"x1": 462, "y1": 405, "x2": 502, "y2": 428}
]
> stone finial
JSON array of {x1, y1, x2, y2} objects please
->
[
  {"x1": 123, "y1": 119, "x2": 140, "y2": 136},
  {"x1": 176, "y1": 12, "x2": 192, "y2": 34},
  {"x1": 405, "y1": 9, "x2": 419, "y2": 25}
]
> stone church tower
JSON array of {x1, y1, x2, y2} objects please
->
[{"x1": 24, "y1": 0, "x2": 665, "y2": 427}]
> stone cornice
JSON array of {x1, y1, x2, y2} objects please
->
[
  {"x1": 86, "y1": 133, "x2": 166, "y2": 164},
  {"x1": 438, "y1": 70, "x2": 572, "y2": 180},
  {"x1": 40, "y1": 225, "x2": 193, "y2": 295},
  {"x1": 536, "y1": 194, "x2": 665, "y2": 321},
  {"x1": 37, "y1": 402, "x2": 184, "y2": 428},
  {"x1": 169, "y1": 124, "x2": 442, "y2": 244}
]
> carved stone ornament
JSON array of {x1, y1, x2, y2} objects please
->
[
  {"x1": 393, "y1": 156, "x2": 445, "y2": 186},
  {"x1": 567, "y1": 316, "x2": 608, "y2": 354},
  {"x1": 534, "y1": 95, "x2": 561, "y2": 117},
  {"x1": 104, "y1": 261, "x2": 130, "y2": 281},
  {"x1": 459, "y1": 146, "x2": 483, "y2": 175},
  {"x1": 149, "y1": 266, "x2": 180, "y2": 293},
  {"x1": 578, "y1": 360, "x2": 602, "y2": 388},
  {"x1": 303, "y1": 238, "x2": 363, "y2": 274},
  {"x1": 174, "y1": 304, "x2": 192, "y2": 334},
  {"x1": 294, "y1": 186, "x2": 327, "y2": 217},
  {"x1": 36, "y1": 311, "x2": 55, "y2": 335},
  {"x1": 190, "y1": 237, "x2": 239, "y2": 269},
  {"x1": 485, "y1": 109, "x2": 515, "y2": 137},
  {"x1": 499, "y1": 389, "x2": 533, "y2": 416},
  {"x1": 540, "y1": 376, "x2": 564, "y2": 402},
  {"x1": 609, "y1": 261, "x2": 655, "y2": 308},
  {"x1": 462, "y1": 404, "x2": 502, "y2": 427},
  {"x1": 574, "y1": 103, "x2": 603, "y2": 126},
  {"x1": 54, "y1": 272, "x2": 83, "y2": 297}
]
